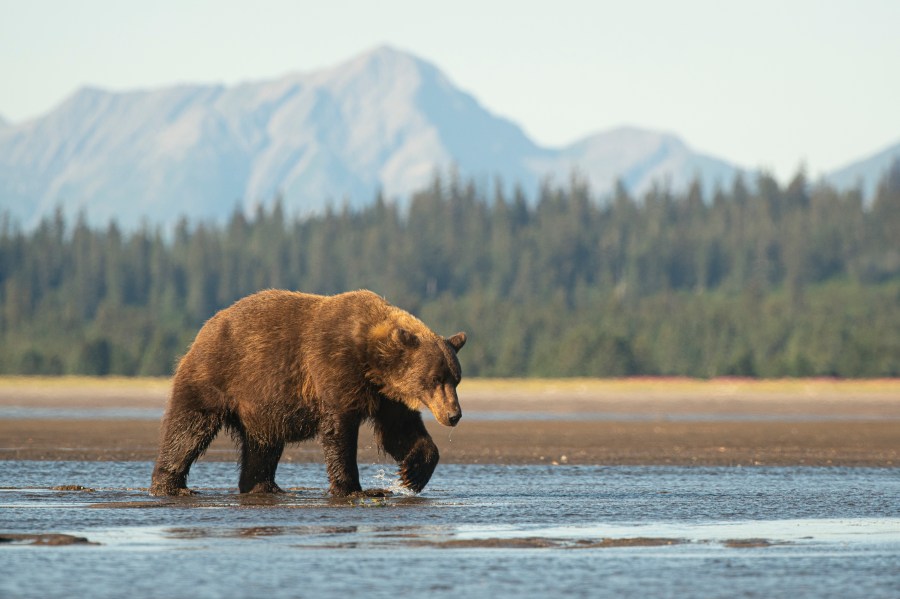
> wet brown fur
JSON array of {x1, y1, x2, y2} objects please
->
[{"x1": 149, "y1": 289, "x2": 466, "y2": 497}]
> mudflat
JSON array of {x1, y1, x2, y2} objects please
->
[{"x1": 0, "y1": 377, "x2": 898, "y2": 467}]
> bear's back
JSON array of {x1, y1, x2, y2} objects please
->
[
  {"x1": 178, "y1": 291, "x2": 319, "y2": 385},
  {"x1": 180, "y1": 289, "x2": 394, "y2": 380},
  {"x1": 202, "y1": 289, "x2": 319, "y2": 340}
]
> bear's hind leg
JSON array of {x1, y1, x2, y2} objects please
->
[
  {"x1": 238, "y1": 438, "x2": 285, "y2": 494},
  {"x1": 150, "y1": 385, "x2": 224, "y2": 496}
]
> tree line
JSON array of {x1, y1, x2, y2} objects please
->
[{"x1": 1, "y1": 162, "x2": 898, "y2": 378}]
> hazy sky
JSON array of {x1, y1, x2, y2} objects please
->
[{"x1": 2, "y1": 0, "x2": 898, "y2": 182}]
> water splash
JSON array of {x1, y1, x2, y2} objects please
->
[{"x1": 370, "y1": 468, "x2": 414, "y2": 497}]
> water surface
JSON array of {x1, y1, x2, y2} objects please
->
[{"x1": 1, "y1": 461, "x2": 898, "y2": 598}]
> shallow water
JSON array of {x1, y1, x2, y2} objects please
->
[{"x1": 1, "y1": 461, "x2": 899, "y2": 598}]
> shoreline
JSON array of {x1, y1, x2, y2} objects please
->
[
  {"x1": 1, "y1": 377, "x2": 898, "y2": 467},
  {"x1": 1, "y1": 418, "x2": 896, "y2": 468}
]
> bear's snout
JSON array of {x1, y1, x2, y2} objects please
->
[{"x1": 423, "y1": 385, "x2": 462, "y2": 427}]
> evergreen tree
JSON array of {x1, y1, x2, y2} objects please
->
[{"x1": 0, "y1": 162, "x2": 898, "y2": 377}]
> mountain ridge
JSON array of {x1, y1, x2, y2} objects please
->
[
  {"x1": 824, "y1": 139, "x2": 900, "y2": 200},
  {"x1": 0, "y1": 46, "x2": 891, "y2": 229}
]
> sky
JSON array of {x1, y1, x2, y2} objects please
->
[{"x1": 2, "y1": 0, "x2": 899, "y2": 182}]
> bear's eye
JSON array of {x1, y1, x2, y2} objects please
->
[{"x1": 430, "y1": 376, "x2": 442, "y2": 387}]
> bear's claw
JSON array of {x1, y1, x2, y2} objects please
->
[
  {"x1": 149, "y1": 485, "x2": 197, "y2": 497},
  {"x1": 399, "y1": 466, "x2": 428, "y2": 494},
  {"x1": 356, "y1": 488, "x2": 393, "y2": 498},
  {"x1": 243, "y1": 481, "x2": 285, "y2": 494}
]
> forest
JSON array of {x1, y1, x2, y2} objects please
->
[{"x1": 1, "y1": 161, "x2": 898, "y2": 378}]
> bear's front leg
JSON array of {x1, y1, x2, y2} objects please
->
[
  {"x1": 373, "y1": 401, "x2": 440, "y2": 494},
  {"x1": 398, "y1": 435, "x2": 439, "y2": 494},
  {"x1": 238, "y1": 438, "x2": 286, "y2": 494},
  {"x1": 320, "y1": 412, "x2": 364, "y2": 497}
]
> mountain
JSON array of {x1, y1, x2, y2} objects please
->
[
  {"x1": 532, "y1": 126, "x2": 738, "y2": 198},
  {"x1": 1, "y1": 46, "x2": 743, "y2": 229},
  {"x1": 824, "y1": 140, "x2": 900, "y2": 200}
]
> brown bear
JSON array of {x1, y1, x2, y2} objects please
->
[{"x1": 149, "y1": 289, "x2": 466, "y2": 497}]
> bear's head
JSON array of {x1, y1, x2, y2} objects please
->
[{"x1": 368, "y1": 323, "x2": 467, "y2": 427}]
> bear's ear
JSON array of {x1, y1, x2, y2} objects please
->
[
  {"x1": 392, "y1": 327, "x2": 419, "y2": 348},
  {"x1": 446, "y1": 332, "x2": 467, "y2": 353}
]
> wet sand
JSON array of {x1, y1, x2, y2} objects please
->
[{"x1": 1, "y1": 377, "x2": 898, "y2": 467}]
